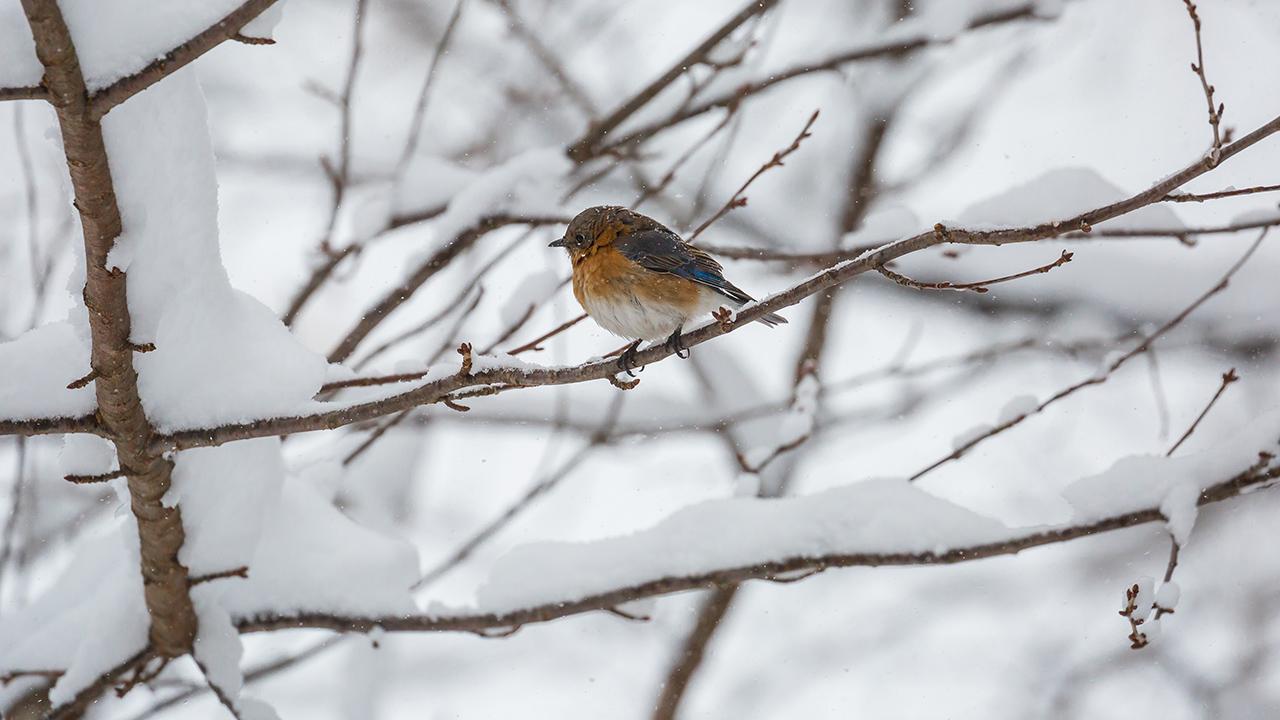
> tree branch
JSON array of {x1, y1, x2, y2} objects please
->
[
  {"x1": 88, "y1": 0, "x2": 281, "y2": 119},
  {"x1": 236, "y1": 459, "x2": 1280, "y2": 636},
  {"x1": 21, "y1": 0, "x2": 197, "y2": 658},
  {"x1": 566, "y1": 0, "x2": 780, "y2": 162},
  {"x1": 148, "y1": 110, "x2": 1280, "y2": 452}
]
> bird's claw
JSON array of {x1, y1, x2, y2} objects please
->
[
  {"x1": 616, "y1": 340, "x2": 643, "y2": 376},
  {"x1": 664, "y1": 328, "x2": 689, "y2": 359}
]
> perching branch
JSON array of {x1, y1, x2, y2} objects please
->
[{"x1": 142, "y1": 110, "x2": 1280, "y2": 452}]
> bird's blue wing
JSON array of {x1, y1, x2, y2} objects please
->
[{"x1": 614, "y1": 230, "x2": 753, "y2": 305}]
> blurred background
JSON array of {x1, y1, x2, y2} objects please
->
[{"x1": 2, "y1": 0, "x2": 1279, "y2": 717}]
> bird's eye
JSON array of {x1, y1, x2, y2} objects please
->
[{"x1": 574, "y1": 233, "x2": 587, "y2": 245}]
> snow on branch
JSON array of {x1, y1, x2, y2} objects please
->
[{"x1": 235, "y1": 433, "x2": 1280, "y2": 637}]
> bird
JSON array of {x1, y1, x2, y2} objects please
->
[{"x1": 548, "y1": 205, "x2": 786, "y2": 374}]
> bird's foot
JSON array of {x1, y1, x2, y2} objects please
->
[
  {"x1": 616, "y1": 340, "x2": 644, "y2": 377},
  {"x1": 664, "y1": 327, "x2": 689, "y2": 359}
]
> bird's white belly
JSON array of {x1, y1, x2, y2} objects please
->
[{"x1": 583, "y1": 287, "x2": 730, "y2": 342}]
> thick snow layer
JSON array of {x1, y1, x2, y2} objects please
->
[
  {"x1": 1063, "y1": 410, "x2": 1280, "y2": 523},
  {"x1": 167, "y1": 439, "x2": 284, "y2": 577},
  {"x1": 6, "y1": 1, "x2": 268, "y2": 91},
  {"x1": 0, "y1": 321, "x2": 94, "y2": 420},
  {"x1": 0, "y1": 514, "x2": 148, "y2": 705},
  {"x1": 99, "y1": 69, "x2": 326, "y2": 429},
  {"x1": 474, "y1": 478, "x2": 1011, "y2": 610},
  {"x1": 472, "y1": 412, "x2": 1280, "y2": 613},
  {"x1": 219, "y1": 476, "x2": 420, "y2": 619}
]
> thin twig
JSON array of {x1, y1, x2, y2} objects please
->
[
  {"x1": 1166, "y1": 368, "x2": 1239, "y2": 456},
  {"x1": 1163, "y1": 183, "x2": 1280, "y2": 203},
  {"x1": 1181, "y1": 0, "x2": 1226, "y2": 164},
  {"x1": 907, "y1": 230, "x2": 1267, "y2": 482},
  {"x1": 566, "y1": 0, "x2": 781, "y2": 161},
  {"x1": 394, "y1": 0, "x2": 467, "y2": 180},
  {"x1": 876, "y1": 249, "x2": 1072, "y2": 294},
  {"x1": 687, "y1": 109, "x2": 819, "y2": 241},
  {"x1": 506, "y1": 313, "x2": 588, "y2": 355}
]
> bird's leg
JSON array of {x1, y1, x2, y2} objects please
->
[
  {"x1": 664, "y1": 326, "x2": 689, "y2": 359},
  {"x1": 616, "y1": 339, "x2": 643, "y2": 377}
]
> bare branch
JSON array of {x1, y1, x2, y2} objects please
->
[
  {"x1": 566, "y1": 0, "x2": 781, "y2": 162},
  {"x1": 1166, "y1": 368, "x2": 1239, "y2": 456},
  {"x1": 1163, "y1": 183, "x2": 1280, "y2": 203},
  {"x1": 687, "y1": 109, "x2": 818, "y2": 241},
  {"x1": 594, "y1": 4, "x2": 1042, "y2": 157},
  {"x1": 1180, "y1": 0, "x2": 1226, "y2": 164},
  {"x1": 876, "y1": 249, "x2": 1072, "y2": 294},
  {"x1": 908, "y1": 229, "x2": 1266, "y2": 482},
  {"x1": 506, "y1": 313, "x2": 589, "y2": 355}
]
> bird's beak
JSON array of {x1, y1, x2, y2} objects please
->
[{"x1": 548, "y1": 237, "x2": 568, "y2": 248}]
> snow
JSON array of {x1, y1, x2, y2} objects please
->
[
  {"x1": 59, "y1": 433, "x2": 116, "y2": 477},
  {"x1": 415, "y1": 147, "x2": 570, "y2": 247},
  {"x1": 239, "y1": 1, "x2": 285, "y2": 41},
  {"x1": 166, "y1": 439, "x2": 283, "y2": 577},
  {"x1": 841, "y1": 205, "x2": 920, "y2": 248},
  {"x1": 952, "y1": 423, "x2": 994, "y2": 452},
  {"x1": 219, "y1": 475, "x2": 419, "y2": 619},
  {"x1": 958, "y1": 167, "x2": 1185, "y2": 232},
  {"x1": 1063, "y1": 410, "x2": 1280, "y2": 522},
  {"x1": 0, "y1": 322, "x2": 94, "y2": 420},
  {"x1": 466, "y1": 412, "x2": 1280, "y2": 614},
  {"x1": 499, "y1": 269, "x2": 561, "y2": 326},
  {"x1": 98, "y1": 69, "x2": 327, "y2": 430},
  {"x1": 392, "y1": 156, "x2": 479, "y2": 219},
  {"x1": 60, "y1": 0, "x2": 269, "y2": 91},
  {"x1": 0, "y1": 2, "x2": 42, "y2": 89},
  {"x1": 996, "y1": 394, "x2": 1038, "y2": 425},
  {"x1": 0, "y1": 512, "x2": 149, "y2": 706},
  {"x1": 1128, "y1": 576, "x2": 1155, "y2": 623},
  {"x1": 474, "y1": 478, "x2": 1011, "y2": 611},
  {"x1": 1155, "y1": 581, "x2": 1180, "y2": 610},
  {"x1": 1159, "y1": 480, "x2": 1200, "y2": 546}
]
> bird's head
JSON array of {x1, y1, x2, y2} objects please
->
[{"x1": 549, "y1": 205, "x2": 644, "y2": 260}]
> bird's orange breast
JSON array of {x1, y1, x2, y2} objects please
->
[{"x1": 572, "y1": 245, "x2": 702, "y2": 313}]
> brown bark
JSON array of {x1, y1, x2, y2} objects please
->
[{"x1": 20, "y1": 0, "x2": 196, "y2": 658}]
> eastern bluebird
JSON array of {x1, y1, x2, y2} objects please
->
[{"x1": 549, "y1": 205, "x2": 786, "y2": 372}]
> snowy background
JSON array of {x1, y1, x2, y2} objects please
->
[{"x1": 2, "y1": 0, "x2": 1279, "y2": 718}]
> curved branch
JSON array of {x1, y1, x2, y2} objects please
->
[
  {"x1": 88, "y1": 0, "x2": 280, "y2": 119},
  {"x1": 236, "y1": 461, "x2": 1279, "y2": 636},
  {"x1": 151, "y1": 111, "x2": 1280, "y2": 452}
]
